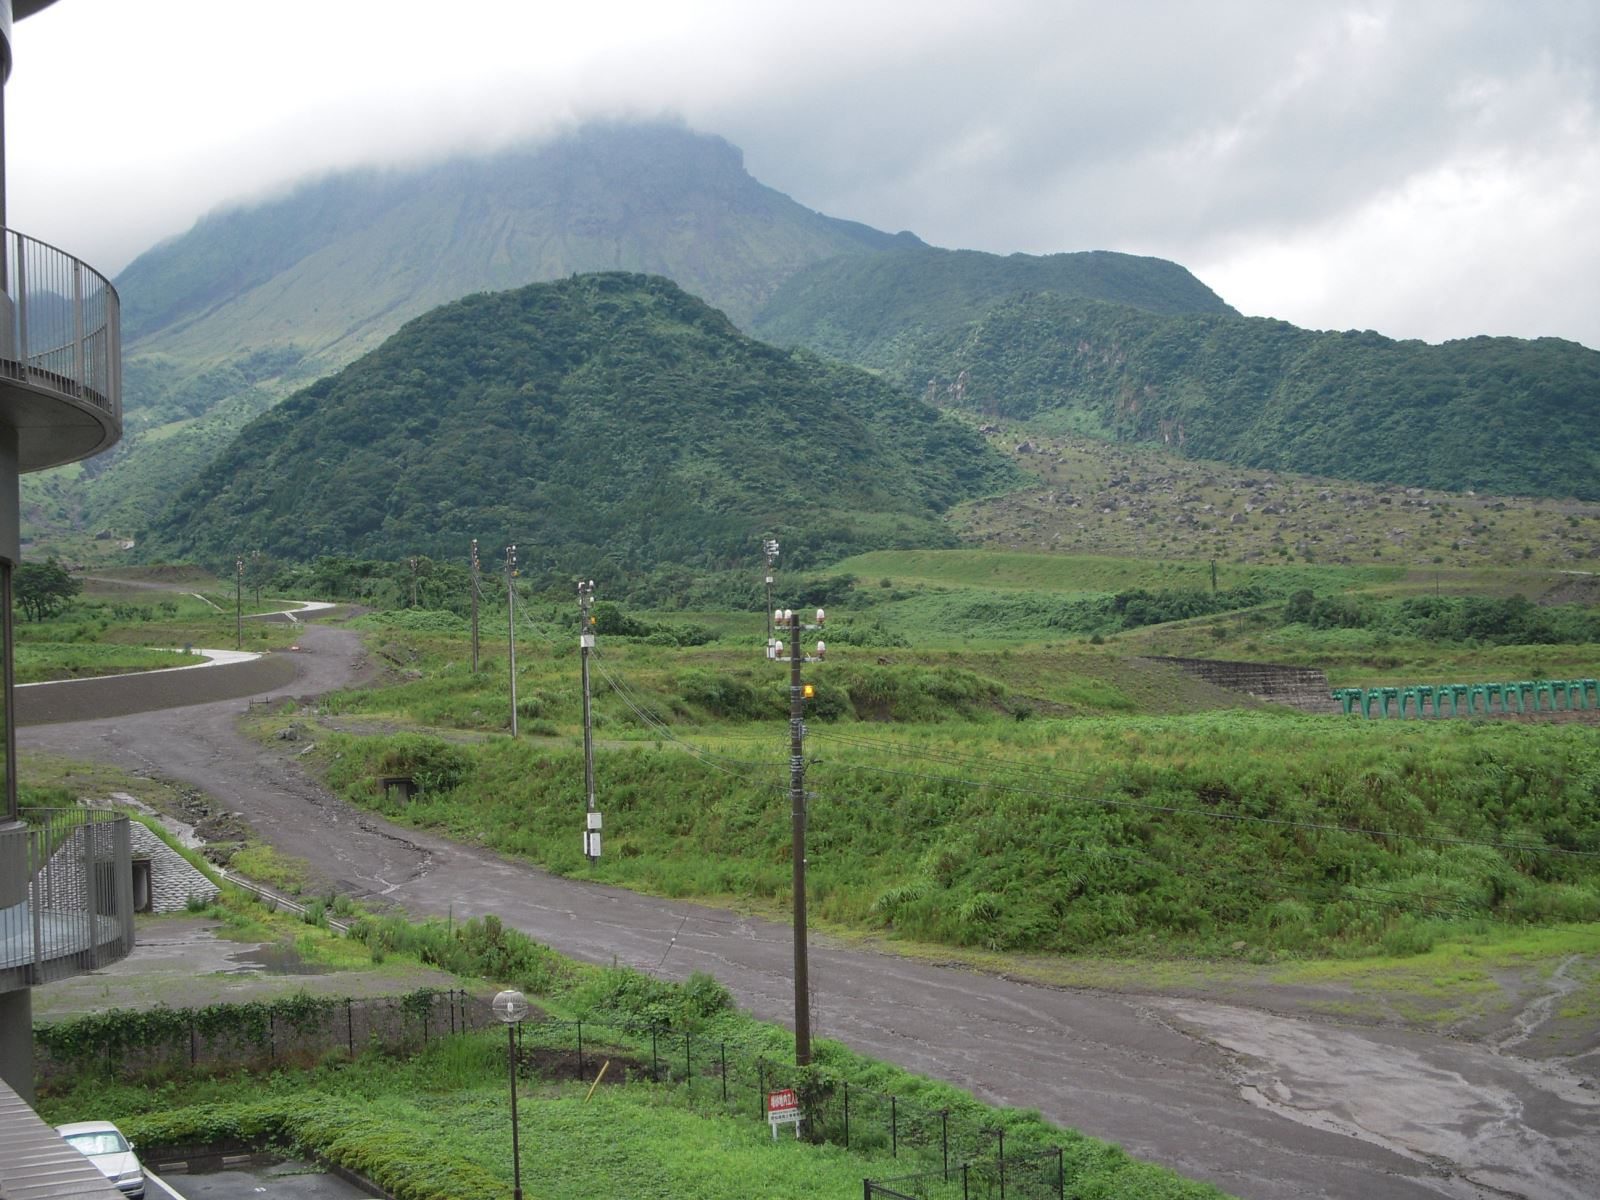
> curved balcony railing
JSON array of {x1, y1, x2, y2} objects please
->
[
  {"x1": 0, "y1": 227, "x2": 121, "y2": 469},
  {"x1": 0, "y1": 808, "x2": 133, "y2": 993}
]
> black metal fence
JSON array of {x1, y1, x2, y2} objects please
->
[
  {"x1": 35, "y1": 987, "x2": 486, "y2": 1083},
  {"x1": 865, "y1": 1149, "x2": 1067, "y2": 1199},
  {"x1": 514, "y1": 1018, "x2": 1065, "y2": 1194},
  {"x1": 40, "y1": 996, "x2": 1066, "y2": 1195}
]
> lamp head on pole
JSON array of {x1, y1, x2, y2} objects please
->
[{"x1": 492, "y1": 989, "x2": 529, "y2": 1024}]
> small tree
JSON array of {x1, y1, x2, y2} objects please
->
[{"x1": 14, "y1": 557, "x2": 81, "y2": 622}]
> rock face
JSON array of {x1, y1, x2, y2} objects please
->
[{"x1": 1147, "y1": 656, "x2": 1338, "y2": 713}]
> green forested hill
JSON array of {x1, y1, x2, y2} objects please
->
[
  {"x1": 838, "y1": 294, "x2": 1600, "y2": 500},
  {"x1": 41, "y1": 124, "x2": 912, "y2": 540},
  {"x1": 750, "y1": 244, "x2": 1234, "y2": 366},
  {"x1": 141, "y1": 274, "x2": 1018, "y2": 571}
]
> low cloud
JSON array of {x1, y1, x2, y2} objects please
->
[{"x1": 8, "y1": 0, "x2": 1595, "y2": 347}]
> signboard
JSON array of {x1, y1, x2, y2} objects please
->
[{"x1": 767, "y1": 1088, "x2": 801, "y2": 1138}]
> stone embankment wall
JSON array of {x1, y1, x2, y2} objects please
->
[{"x1": 1145, "y1": 657, "x2": 1338, "y2": 714}]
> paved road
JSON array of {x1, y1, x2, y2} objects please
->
[{"x1": 20, "y1": 621, "x2": 1599, "y2": 1200}]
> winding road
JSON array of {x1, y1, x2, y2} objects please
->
[{"x1": 19, "y1": 620, "x2": 1600, "y2": 1200}]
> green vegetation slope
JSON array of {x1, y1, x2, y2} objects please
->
[
  {"x1": 897, "y1": 296, "x2": 1600, "y2": 499},
  {"x1": 141, "y1": 273, "x2": 1018, "y2": 570},
  {"x1": 750, "y1": 243, "x2": 1234, "y2": 365}
]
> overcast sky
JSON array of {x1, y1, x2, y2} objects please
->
[{"x1": 7, "y1": 0, "x2": 1597, "y2": 348}]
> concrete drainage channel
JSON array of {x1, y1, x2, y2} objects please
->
[{"x1": 145, "y1": 1148, "x2": 385, "y2": 1199}]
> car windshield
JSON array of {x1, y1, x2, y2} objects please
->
[{"x1": 65, "y1": 1131, "x2": 127, "y2": 1155}]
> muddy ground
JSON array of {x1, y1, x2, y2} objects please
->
[{"x1": 19, "y1": 616, "x2": 1600, "y2": 1200}]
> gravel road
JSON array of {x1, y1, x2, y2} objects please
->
[{"x1": 19, "y1": 620, "x2": 1600, "y2": 1200}]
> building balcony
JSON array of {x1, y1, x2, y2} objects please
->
[
  {"x1": 0, "y1": 808, "x2": 134, "y2": 994},
  {"x1": 0, "y1": 227, "x2": 121, "y2": 471}
]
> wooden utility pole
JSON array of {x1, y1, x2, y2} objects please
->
[
  {"x1": 764, "y1": 537, "x2": 828, "y2": 1069},
  {"x1": 786, "y1": 609, "x2": 811, "y2": 1067}
]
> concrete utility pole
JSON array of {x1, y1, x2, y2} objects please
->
[
  {"x1": 234, "y1": 556, "x2": 243, "y2": 649},
  {"x1": 408, "y1": 556, "x2": 420, "y2": 608},
  {"x1": 578, "y1": 580, "x2": 600, "y2": 862},
  {"x1": 766, "y1": 563, "x2": 827, "y2": 1068},
  {"x1": 505, "y1": 544, "x2": 518, "y2": 737},
  {"x1": 470, "y1": 539, "x2": 481, "y2": 673}
]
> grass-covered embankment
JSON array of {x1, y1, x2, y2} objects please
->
[{"x1": 313, "y1": 709, "x2": 1600, "y2": 961}]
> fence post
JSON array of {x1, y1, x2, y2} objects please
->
[
  {"x1": 941, "y1": 1109, "x2": 949, "y2": 1180},
  {"x1": 720, "y1": 1041, "x2": 728, "y2": 1104},
  {"x1": 843, "y1": 1081, "x2": 850, "y2": 1150},
  {"x1": 997, "y1": 1129, "x2": 1006, "y2": 1200},
  {"x1": 269, "y1": 1011, "x2": 276, "y2": 1063},
  {"x1": 189, "y1": 1016, "x2": 197, "y2": 1066},
  {"x1": 346, "y1": 999, "x2": 354, "y2": 1057},
  {"x1": 423, "y1": 1011, "x2": 430, "y2": 1045},
  {"x1": 891, "y1": 1095, "x2": 898, "y2": 1158},
  {"x1": 651, "y1": 1029, "x2": 659, "y2": 1081},
  {"x1": 862, "y1": 1182, "x2": 872, "y2": 1200},
  {"x1": 577, "y1": 1021, "x2": 585, "y2": 1079},
  {"x1": 962, "y1": 1162, "x2": 970, "y2": 1200},
  {"x1": 450, "y1": 989, "x2": 457, "y2": 1036},
  {"x1": 757, "y1": 1059, "x2": 765, "y2": 1119},
  {"x1": 686, "y1": 1032, "x2": 692, "y2": 1088},
  {"x1": 1056, "y1": 1146, "x2": 1065, "y2": 1200}
]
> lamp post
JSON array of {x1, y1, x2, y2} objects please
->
[{"x1": 492, "y1": 988, "x2": 529, "y2": 1200}]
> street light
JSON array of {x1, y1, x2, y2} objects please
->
[{"x1": 493, "y1": 988, "x2": 529, "y2": 1200}]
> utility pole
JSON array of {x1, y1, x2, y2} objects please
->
[
  {"x1": 234, "y1": 556, "x2": 243, "y2": 650},
  {"x1": 408, "y1": 556, "x2": 420, "y2": 608},
  {"x1": 252, "y1": 549, "x2": 261, "y2": 605},
  {"x1": 505, "y1": 544, "x2": 518, "y2": 737},
  {"x1": 470, "y1": 539, "x2": 481, "y2": 673},
  {"x1": 766, "y1": 593, "x2": 827, "y2": 1069},
  {"x1": 578, "y1": 579, "x2": 600, "y2": 863}
]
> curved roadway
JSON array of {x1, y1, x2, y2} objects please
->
[{"x1": 19, "y1": 621, "x2": 1599, "y2": 1200}]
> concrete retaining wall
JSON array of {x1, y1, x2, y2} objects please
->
[{"x1": 1146, "y1": 656, "x2": 1337, "y2": 713}]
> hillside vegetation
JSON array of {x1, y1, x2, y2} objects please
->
[
  {"x1": 750, "y1": 243, "x2": 1234, "y2": 363},
  {"x1": 141, "y1": 273, "x2": 1018, "y2": 571},
  {"x1": 881, "y1": 296, "x2": 1599, "y2": 499}
]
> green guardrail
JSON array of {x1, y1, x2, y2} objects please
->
[{"x1": 1332, "y1": 678, "x2": 1600, "y2": 718}]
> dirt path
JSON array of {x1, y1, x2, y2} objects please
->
[{"x1": 18, "y1": 621, "x2": 1599, "y2": 1200}]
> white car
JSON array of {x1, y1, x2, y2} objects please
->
[{"x1": 56, "y1": 1120, "x2": 145, "y2": 1199}]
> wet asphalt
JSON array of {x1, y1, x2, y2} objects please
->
[{"x1": 18, "y1": 620, "x2": 1600, "y2": 1200}]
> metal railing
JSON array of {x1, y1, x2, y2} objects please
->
[
  {"x1": 0, "y1": 808, "x2": 134, "y2": 992},
  {"x1": 0, "y1": 227, "x2": 121, "y2": 421}
]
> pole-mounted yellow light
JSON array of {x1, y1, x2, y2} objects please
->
[{"x1": 802, "y1": 683, "x2": 815, "y2": 699}]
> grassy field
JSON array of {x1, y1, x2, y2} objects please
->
[{"x1": 11, "y1": 575, "x2": 304, "y2": 675}]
